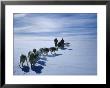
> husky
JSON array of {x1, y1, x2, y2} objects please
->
[
  {"x1": 43, "y1": 48, "x2": 49, "y2": 55},
  {"x1": 39, "y1": 48, "x2": 44, "y2": 56},
  {"x1": 28, "y1": 51, "x2": 32, "y2": 58},
  {"x1": 49, "y1": 47, "x2": 58, "y2": 55},
  {"x1": 29, "y1": 52, "x2": 36, "y2": 66},
  {"x1": 28, "y1": 50, "x2": 40, "y2": 66},
  {"x1": 19, "y1": 54, "x2": 28, "y2": 67}
]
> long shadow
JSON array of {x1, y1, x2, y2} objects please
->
[
  {"x1": 47, "y1": 55, "x2": 54, "y2": 57},
  {"x1": 37, "y1": 61, "x2": 46, "y2": 66},
  {"x1": 54, "y1": 54, "x2": 63, "y2": 56},
  {"x1": 33, "y1": 57, "x2": 46, "y2": 65},
  {"x1": 47, "y1": 53, "x2": 63, "y2": 57},
  {"x1": 68, "y1": 49, "x2": 72, "y2": 50},
  {"x1": 31, "y1": 65, "x2": 44, "y2": 74},
  {"x1": 39, "y1": 57, "x2": 47, "y2": 61},
  {"x1": 20, "y1": 65, "x2": 30, "y2": 73},
  {"x1": 60, "y1": 47, "x2": 67, "y2": 50},
  {"x1": 64, "y1": 43, "x2": 70, "y2": 47},
  {"x1": 65, "y1": 44, "x2": 70, "y2": 47}
]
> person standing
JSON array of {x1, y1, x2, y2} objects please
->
[
  {"x1": 61, "y1": 38, "x2": 64, "y2": 48},
  {"x1": 54, "y1": 38, "x2": 58, "y2": 47}
]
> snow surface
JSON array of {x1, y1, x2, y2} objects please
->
[{"x1": 14, "y1": 34, "x2": 97, "y2": 75}]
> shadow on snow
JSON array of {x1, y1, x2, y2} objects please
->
[
  {"x1": 68, "y1": 49, "x2": 72, "y2": 50},
  {"x1": 37, "y1": 60, "x2": 46, "y2": 66},
  {"x1": 31, "y1": 65, "x2": 44, "y2": 74},
  {"x1": 39, "y1": 57, "x2": 47, "y2": 61},
  {"x1": 47, "y1": 53, "x2": 63, "y2": 57},
  {"x1": 20, "y1": 65, "x2": 30, "y2": 73}
]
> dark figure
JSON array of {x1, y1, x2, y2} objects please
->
[
  {"x1": 33, "y1": 48, "x2": 36, "y2": 53},
  {"x1": 43, "y1": 48, "x2": 50, "y2": 55},
  {"x1": 57, "y1": 38, "x2": 65, "y2": 48},
  {"x1": 29, "y1": 52, "x2": 36, "y2": 66},
  {"x1": 20, "y1": 54, "x2": 28, "y2": 67},
  {"x1": 54, "y1": 38, "x2": 58, "y2": 47},
  {"x1": 49, "y1": 47, "x2": 58, "y2": 55},
  {"x1": 60, "y1": 38, "x2": 64, "y2": 48},
  {"x1": 57, "y1": 41, "x2": 62, "y2": 48}
]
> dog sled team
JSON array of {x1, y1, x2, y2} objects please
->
[{"x1": 19, "y1": 38, "x2": 70, "y2": 68}]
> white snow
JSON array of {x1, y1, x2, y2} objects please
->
[{"x1": 14, "y1": 35, "x2": 97, "y2": 75}]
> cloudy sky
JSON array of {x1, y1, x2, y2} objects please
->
[{"x1": 14, "y1": 13, "x2": 97, "y2": 37}]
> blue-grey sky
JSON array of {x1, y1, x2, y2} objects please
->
[{"x1": 14, "y1": 13, "x2": 97, "y2": 37}]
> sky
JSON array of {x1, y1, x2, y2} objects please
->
[{"x1": 14, "y1": 13, "x2": 97, "y2": 37}]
